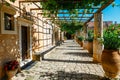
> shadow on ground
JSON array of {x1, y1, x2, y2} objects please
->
[
  {"x1": 56, "y1": 47, "x2": 84, "y2": 50},
  {"x1": 67, "y1": 46, "x2": 80, "y2": 47},
  {"x1": 43, "y1": 59, "x2": 96, "y2": 64},
  {"x1": 64, "y1": 52, "x2": 92, "y2": 57},
  {"x1": 38, "y1": 71, "x2": 103, "y2": 80}
]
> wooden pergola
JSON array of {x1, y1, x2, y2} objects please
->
[
  {"x1": 19, "y1": 0, "x2": 114, "y2": 62},
  {"x1": 19, "y1": 0, "x2": 114, "y2": 24}
]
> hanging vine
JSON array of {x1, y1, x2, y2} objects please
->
[
  {"x1": 41, "y1": 0, "x2": 110, "y2": 17},
  {"x1": 60, "y1": 21, "x2": 83, "y2": 34}
]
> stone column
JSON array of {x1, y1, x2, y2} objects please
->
[
  {"x1": 61, "y1": 32, "x2": 64, "y2": 41},
  {"x1": 52, "y1": 24, "x2": 56, "y2": 46},
  {"x1": 60, "y1": 31, "x2": 62, "y2": 41},
  {"x1": 75, "y1": 30, "x2": 80, "y2": 41},
  {"x1": 58, "y1": 29, "x2": 61, "y2": 41},
  {"x1": 83, "y1": 24, "x2": 88, "y2": 39},
  {"x1": 83, "y1": 24, "x2": 88, "y2": 49},
  {"x1": 93, "y1": 12, "x2": 103, "y2": 62}
]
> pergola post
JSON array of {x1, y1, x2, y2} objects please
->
[
  {"x1": 75, "y1": 30, "x2": 80, "y2": 40},
  {"x1": 93, "y1": 12, "x2": 103, "y2": 62},
  {"x1": 51, "y1": 24, "x2": 54, "y2": 45},
  {"x1": 83, "y1": 23, "x2": 88, "y2": 39},
  {"x1": 61, "y1": 32, "x2": 64, "y2": 41},
  {"x1": 82, "y1": 24, "x2": 88, "y2": 49}
]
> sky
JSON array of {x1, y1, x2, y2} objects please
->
[{"x1": 102, "y1": 0, "x2": 120, "y2": 24}]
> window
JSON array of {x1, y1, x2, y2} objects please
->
[
  {"x1": 4, "y1": 13, "x2": 14, "y2": 30},
  {"x1": 0, "y1": 5, "x2": 17, "y2": 34}
]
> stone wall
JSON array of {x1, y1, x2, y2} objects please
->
[{"x1": 0, "y1": 34, "x2": 20, "y2": 79}]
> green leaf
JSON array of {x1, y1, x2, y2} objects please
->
[{"x1": 9, "y1": 0, "x2": 16, "y2": 2}]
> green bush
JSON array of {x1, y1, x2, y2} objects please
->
[
  {"x1": 103, "y1": 24, "x2": 120, "y2": 50},
  {"x1": 87, "y1": 30, "x2": 94, "y2": 42},
  {"x1": 86, "y1": 37, "x2": 93, "y2": 42},
  {"x1": 60, "y1": 22, "x2": 83, "y2": 34},
  {"x1": 77, "y1": 36, "x2": 84, "y2": 41}
]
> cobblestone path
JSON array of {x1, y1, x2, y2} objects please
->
[{"x1": 13, "y1": 40, "x2": 104, "y2": 80}]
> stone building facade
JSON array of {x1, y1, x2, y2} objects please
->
[{"x1": 0, "y1": 0, "x2": 64, "y2": 79}]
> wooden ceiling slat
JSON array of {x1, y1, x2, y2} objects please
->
[
  {"x1": 43, "y1": 17, "x2": 91, "y2": 18},
  {"x1": 37, "y1": 12, "x2": 94, "y2": 14},
  {"x1": 19, "y1": 0, "x2": 46, "y2": 2}
]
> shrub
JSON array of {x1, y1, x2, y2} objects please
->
[
  {"x1": 103, "y1": 24, "x2": 120, "y2": 50},
  {"x1": 77, "y1": 36, "x2": 84, "y2": 41}
]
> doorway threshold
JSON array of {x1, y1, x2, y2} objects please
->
[{"x1": 20, "y1": 59, "x2": 34, "y2": 69}]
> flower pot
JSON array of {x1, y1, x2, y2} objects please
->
[
  {"x1": 101, "y1": 49, "x2": 120, "y2": 78},
  {"x1": 83, "y1": 41, "x2": 88, "y2": 49},
  {"x1": 80, "y1": 41, "x2": 83, "y2": 47},
  {"x1": 6, "y1": 69, "x2": 18, "y2": 80},
  {"x1": 87, "y1": 42, "x2": 93, "y2": 54},
  {"x1": 78, "y1": 41, "x2": 83, "y2": 47}
]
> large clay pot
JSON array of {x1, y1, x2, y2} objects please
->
[
  {"x1": 83, "y1": 41, "x2": 88, "y2": 49},
  {"x1": 77, "y1": 40, "x2": 83, "y2": 47},
  {"x1": 101, "y1": 49, "x2": 120, "y2": 78},
  {"x1": 80, "y1": 41, "x2": 83, "y2": 47},
  {"x1": 87, "y1": 42, "x2": 93, "y2": 54},
  {"x1": 6, "y1": 69, "x2": 18, "y2": 80}
]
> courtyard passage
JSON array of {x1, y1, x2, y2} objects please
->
[{"x1": 13, "y1": 40, "x2": 104, "y2": 80}]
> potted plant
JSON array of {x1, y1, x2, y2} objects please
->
[
  {"x1": 86, "y1": 30, "x2": 94, "y2": 54},
  {"x1": 101, "y1": 24, "x2": 120, "y2": 79},
  {"x1": 4, "y1": 60, "x2": 19, "y2": 80},
  {"x1": 77, "y1": 36, "x2": 84, "y2": 47}
]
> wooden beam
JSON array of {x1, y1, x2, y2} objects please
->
[
  {"x1": 43, "y1": 16, "x2": 91, "y2": 18},
  {"x1": 30, "y1": 8, "x2": 43, "y2": 10},
  {"x1": 19, "y1": 0, "x2": 47, "y2": 2},
  {"x1": 59, "y1": 17, "x2": 91, "y2": 19},
  {"x1": 58, "y1": 12, "x2": 94, "y2": 14},
  {"x1": 50, "y1": 19, "x2": 88, "y2": 21},
  {"x1": 96, "y1": 0, "x2": 114, "y2": 13},
  {"x1": 84, "y1": 0, "x2": 114, "y2": 24},
  {"x1": 38, "y1": 12, "x2": 94, "y2": 14},
  {"x1": 33, "y1": 2, "x2": 40, "y2": 8}
]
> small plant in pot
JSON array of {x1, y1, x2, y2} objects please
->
[
  {"x1": 86, "y1": 37, "x2": 93, "y2": 42},
  {"x1": 86, "y1": 36, "x2": 93, "y2": 54},
  {"x1": 4, "y1": 60, "x2": 19, "y2": 80},
  {"x1": 86, "y1": 30, "x2": 94, "y2": 54},
  {"x1": 101, "y1": 24, "x2": 120, "y2": 79},
  {"x1": 77, "y1": 36, "x2": 84, "y2": 47}
]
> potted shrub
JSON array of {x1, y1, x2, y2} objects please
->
[
  {"x1": 86, "y1": 30, "x2": 94, "y2": 54},
  {"x1": 101, "y1": 24, "x2": 120, "y2": 79},
  {"x1": 4, "y1": 60, "x2": 19, "y2": 80},
  {"x1": 77, "y1": 36, "x2": 84, "y2": 47},
  {"x1": 86, "y1": 37, "x2": 93, "y2": 54}
]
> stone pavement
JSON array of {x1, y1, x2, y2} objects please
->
[{"x1": 12, "y1": 40, "x2": 104, "y2": 80}]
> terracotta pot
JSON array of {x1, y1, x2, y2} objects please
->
[
  {"x1": 80, "y1": 41, "x2": 83, "y2": 47},
  {"x1": 87, "y1": 42, "x2": 93, "y2": 54},
  {"x1": 83, "y1": 41, "x2": 88, "y2": 49},
  {"x1": 77, "y1": 40, "x2": 83, "y2": 47},
  {"x1": 6, "y1": 69, "x2": 18, "y2": 80},
  {"x1": 78, "y1": 40, "x2": 80, "y2": 44},
  {"x1": 101, "y1": 49, "x2": 120, "y2": 78}
]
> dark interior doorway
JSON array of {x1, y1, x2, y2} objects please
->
[
  {"x1": 21, "y1": 26, "x2": 28, "y2": 60},
  {"x1": 66, "y1": 33, "x2": 72, "y2": 39}
]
